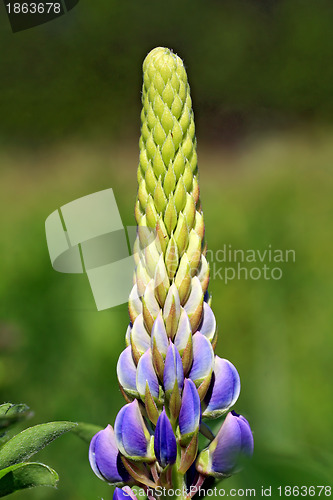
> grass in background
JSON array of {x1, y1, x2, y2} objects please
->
[{"x1": 0, "y1": 126, "x2": 332, "y2": 499}]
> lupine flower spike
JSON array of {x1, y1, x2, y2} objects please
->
[{"x1": 89, "y1": 47, "x2": 254, "y2": 499}]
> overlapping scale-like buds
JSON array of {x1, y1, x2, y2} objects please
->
[
  {"x1": 189, "y1": 332, "x2": 215, "y2": 399},
  {"x1": 89, "y1": 425, "x2": 130, "y2": 484},
  {"x1": 163, "y1": 342, "x2": 184, "y2": 395},
  {"x1": 89, "y1": 46, "x2": 253, "y2": 497},
  {"x1": 114, "y1": 400, "x2": 154, "y2": 462},
  {"x1": 203, "y1": 357, "x2": 241, "y2": 419},
  {"x1": 136, "y1": 348, "x2": 161, "y2": 403}
]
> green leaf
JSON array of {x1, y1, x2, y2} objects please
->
[
  {"x1": 0, "y1": 421, "x2": 77, "y2": 469},
  {"x1": 0, "y1": 462, "x2": 58, "y2": 497},
  {"x1": 71, "y1": 423, "x2": 103, "y2": 444},
  {"x1": 0, "y1": 404, "x2": 32, "y2": 430},
  {"x1": 0, "y1": 405, "x2": 34, "y2": 449}
]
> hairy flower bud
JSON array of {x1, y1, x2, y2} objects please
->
[
  {"x1": 179, "y1": 379, "x2": 201, "y2": 446},
  {"x1": 130, "y1": 314, "x2": 150, "y2": 363},
  {"x1": 128, "y1": 284, "x2": 142, "y2": 324},
  {"x1": 163, "y1": 342, "x2": 184, "y2": 395},
  {"x1": 117, "y1": 346, "x2": 139, "y2": 399},
  {"x1": 196, "y1": 411, "x2": 254, "y2": 478},
  {"x1": 189, "y1": 333, "x2": 214, "y2": 399},
  {"x1": 163, "y1": 283, "x2": 181, "y2": 339},
  {"x1": 136, "y1": 348, "x2": 161, "y2": 403},
  {"x1": 184, "y1": 277, "x2": 204, "y2": 332},
  {"x1": 89, "y1": 425, "x2": 130, "y2": 484},
  {"x1": 174, "y1": 307, "x2": 193, "y2": 375},
  {"x1": 203, "y1": 357, "x2": 240, "y2": 419},
  {"x1": 198, "y1": 302, "x2": 217, "y2": 344},
  {"x1": 114, "y1": 400, "x2": 154, "y2": 462},
  {"x1": 154, "y1": 408, "x2": 177, "y2": 468},
  {"x1": 151, "y1": 311, "x2": 168, "y2": 358}
]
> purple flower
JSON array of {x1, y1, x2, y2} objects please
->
[
  {"x1": 163, "y1": 342, "x2": 184, "y2": 394},
  {"x1": 130, "y1": 313, "x2": 150, "y2": 359},
  {"x1": 188, "y1": 332, "x2": 214, "y2": 386},
  {"x1": 174, "y1": 307, "x2": 192, "y2": 355},
  {"x1": 114, "y1": 400, "x2": 153, "y2": 461},
  {"x1": 154, "y1": 408, "x2": 177, "y2": 468},
  {"x1": 179, "y1": 379, "x2": 201, "y2": 444},
  {"x1": 117, "y1": 346, "x2": 139, "y2": 398},
  {"x1": 113, "y1": 486, "x2": 138, "y2": 499},
  {"x1": 203, "y1": 357, "x2": 240, "y2": 418},
  {"x1": 197, "y1": 411, "x2": 254, "y2": 477},
  {"x1": 136, "y1": 348, "x2": 160, "y2": 401},
  {"x1": 163, "y1": 283, "x2": 181, "y2": 339},
  {"x1": 89, "y1": 425, "x2": 129, "y2": 484}
]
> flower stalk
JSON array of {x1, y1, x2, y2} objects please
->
[{"x1": 89, "y1": 47, "x2": 254, "y2": 499}]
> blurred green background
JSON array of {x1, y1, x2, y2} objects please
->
[{"x1": 0, "y1": 0, "x2": 333, "y2": 498}]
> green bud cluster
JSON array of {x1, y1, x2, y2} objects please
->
[{"x1": 130, "y1": 47, "x2": 211, "y2": 344}]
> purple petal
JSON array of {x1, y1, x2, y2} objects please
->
[
  {"x1": 128, "y1": 283, "x2": 143, "y2": 314},
  {"x1": 184, "y1": 276, "x2": 203, "y2": 317},
  {"x1": 151, "y1": 311, "x2": 168, "y2": 357},
  {"x1": 114, "y1": 400, "x2": 149, "y2": 458},
  {"x1": 163, "y1": 283, "x2": 181, "y2": 331},
  {"x1": 136, "y1": 348, "x2": 160, "y2": 399},
  {"x1": 89, "y1": 425, "x2": 129, "y2": 484},
  {"x1": 143, "y1": 279, "x2": 160, "y2": 317},
  {"x1": 204, "y1": 357, "x2": 240, "y2": 416},
  {"x1": 163, "y1": 342, "x2": 184, "y2": 393},
  {"x1": 198, "y1": 302, "x2": 216, "y2": 342},
  {"x1": 238, "y1": 413, "x2": 255, "y2": 457},
  {"x1": 131, "y1": 314, "x2": 150, "y2": 355},
  {"x1": 211, "y1": 411, "x2": 254, "y2": 474},
  {"x1": 114, "y1": 487, "x2": 138, "y2": 500},
  {"x1": 117, "y1": 346, "x2": 138, "y2": 395},
  {"x1": 89, "y1": 432, "x2": 103, "y2": 480},
  {"x1": 179, "y1": 379, "x2": 201, "y2": 436},
  {"x1": 154, "y1": 409, "x2": 177, "y2": 467},
  {"x1": 188, "y1": 333, "x2": 214, "y2": 384}
]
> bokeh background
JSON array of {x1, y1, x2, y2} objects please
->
[{"x1": 0, "y1": 0, "x2": 333, "y2": 498}]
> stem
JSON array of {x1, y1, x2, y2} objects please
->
[{"x1": 168, "y1": 443, "x2": 187, "y2": 500}]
